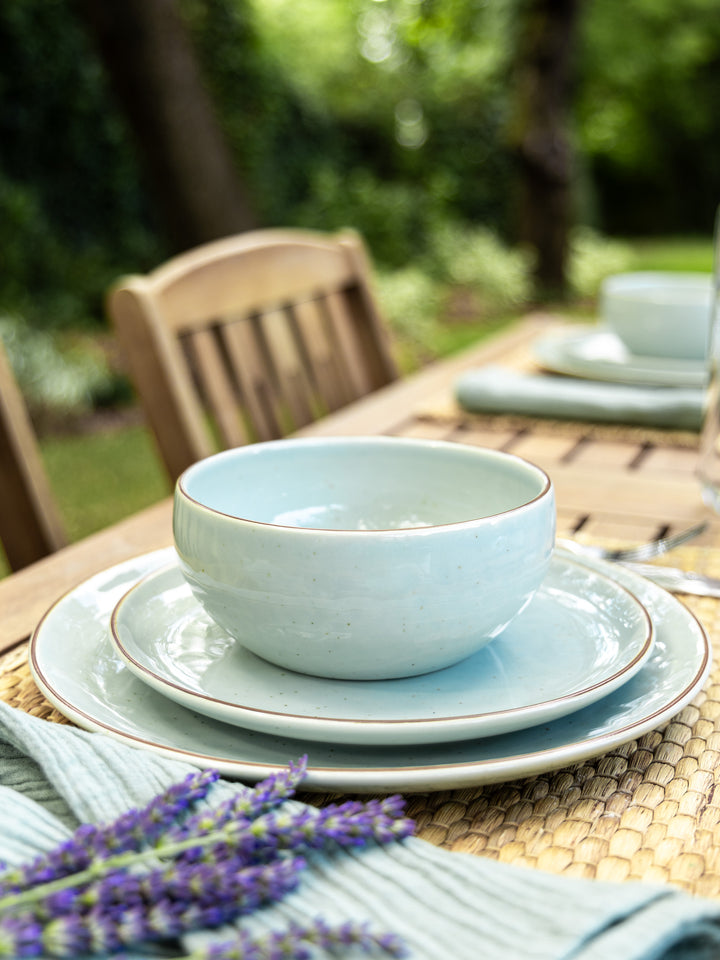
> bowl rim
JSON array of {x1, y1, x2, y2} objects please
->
[
  {"x1": 174, "y1": 435, "x2": 554, "y2": 535},
  {"x1": 601, "y1": 270, "x2": 712, "y2": 287},
  {"x1": 601, "y1": 271, "x2": 713, "y2": 302}
]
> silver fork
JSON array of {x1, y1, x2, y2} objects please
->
[{"x1": 558, "y1": 520, "x2": 707, "y2": 563}]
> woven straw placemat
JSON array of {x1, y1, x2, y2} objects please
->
[{"x1": 2, "y1": 545, "x2": 720, "y2": 898}]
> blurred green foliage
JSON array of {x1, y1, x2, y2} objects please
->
[
  {"x1": 0, "y1": 315, "x2": 125, "y2": 422},
  {"x1": 577, "y1": 0, "x2": 720, "y2": 234},
  {"x1": 1, "y1": 0, "x2": 719, "y2": 423},
  {"x1": 241, "y1": 0, "x2": 515, "y2": 237}
]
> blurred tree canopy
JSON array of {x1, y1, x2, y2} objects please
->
[
  {"x1": 1, "y1": 0, "x2": 719, "y2": 333},
  {"x1": 576, "y1": 0, "x2": 720, "y2": 234}
]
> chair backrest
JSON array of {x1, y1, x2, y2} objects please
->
[
  {"x1": 0, "y1": 339, "x2": 66, "y2": 571},
  {"x1": 107, "y1": 228, "x2": 399, "y2": 484}
]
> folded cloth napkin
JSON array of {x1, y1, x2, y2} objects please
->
[
  {"x1": 455, "y1": 366, "x2": 706, "y2": 430},
  {"x1": 2, "y1": 699, "x2": 720, "y2": 959}
]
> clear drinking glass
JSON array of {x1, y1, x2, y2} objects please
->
[{"x1": 697, "y1": 206, "x2": 720, "y2": 511}]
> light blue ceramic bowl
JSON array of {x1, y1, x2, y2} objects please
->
[
  {"x1": 173, "y1": 437, "x2": 555, "y2": 680},
  {"x1": 601, "y1": 271, "x2": 713, "y2": 361}
]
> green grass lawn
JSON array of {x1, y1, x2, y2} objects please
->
[
  {"x1": 627, "y1": 236, "x2": 714, "y2": 272},
  {"x1": 41, "y1": 422, "x2": 171, "y2": 542},
  {"x1": 2, "y1": 234, "x2": 713, "y2": 579},
  {"x1": 0, "y1": 424, "x2": 170, "y2": 578}
]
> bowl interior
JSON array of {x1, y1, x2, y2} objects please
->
[{"x1": 179, "y1": 440, "x2": 548, "y2": 530}]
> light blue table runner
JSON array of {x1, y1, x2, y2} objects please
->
[{"x1": 2, "y1": 701, "x2": 720, "y2": 959}]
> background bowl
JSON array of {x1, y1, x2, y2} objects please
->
[
  {"x1": 173, "y1": 437, "x2": 555, "y2": 680},
  {"x1": 600, "y1": 271, "x2": 713, "y2": 361}
]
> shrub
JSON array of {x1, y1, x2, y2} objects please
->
[
  {"x1": 0, "y1": 315, "x2": 118, "y2": 423},
  {"x1": 568, "y1": 228, "x2": 634, "y2": 297},
  {"x1": 427, "y1": 221, "x2": 533, "y2": 311}
]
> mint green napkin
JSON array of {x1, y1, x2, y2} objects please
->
[
  {"x1": 2, "y1": 701, "x2": 720, "y2": 958},
  {"x1": 455, "y1": 366, "x2": 706, "y2": 430}
]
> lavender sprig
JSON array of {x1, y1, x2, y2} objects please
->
[
  {"x1": 168, "y1": 757, "x2": 308, "y2": 848},
  {"x1": 0, "y1": 768, "x2": 219, "y2": 897},
  {"x1": 0, "y1": 760, "x2": 308, "y2": 914},
  {"x1": 0, "y1": 913, "x2": 408, "y2": 960},
  {"x1": 0, "y1": 759, "x2": 413, "y2": 959},
  {"x1": 189, "y1": 917, "x2": 409, "y2": 959},
  {"x1": 6, "y1": 858, "x2": 303, "y2": 957},
  {"x1": 177, "y1": 795, "x2": 414, "y2": 868},
  {"x1": 22, "y1": 852, "x2": 305, "y2": 924},
  {"x1": 0, "y1": 795, "x2": 413, "y2": 916}
]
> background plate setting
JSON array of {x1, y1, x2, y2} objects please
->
[
  {"x1": 109, "y1": 556, "x2": 654, "y2": 745},
  {"x1": 533, "y1": 327, "x2": 708, "y2": 388},
  {"x1": 29, "y1": 548, "x2": 710, "y2": 793}
]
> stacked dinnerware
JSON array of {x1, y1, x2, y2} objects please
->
[{"x1": 29, "y1": 438, "x2": 710, "y2": 793}]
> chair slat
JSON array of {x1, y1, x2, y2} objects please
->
[
  {"x1": 220, "y1": 318, "x2": 283, "y2": 442},
  {"x1": 259, "y1": 308, "x2": 316, "y2": 430},
  {"x1": 184, "y1": 328, "x2": 248, "y2": 449},
  {"x1": 339, "y1": 233, "x2": 399, "y2": 389},
  {"x1": 291, "y1": 299, "x2": 351, "y2": 412},
  {"x1": 323, "y1": 290, "x2": 374, "y2": 399}
]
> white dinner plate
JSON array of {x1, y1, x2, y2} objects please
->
[
  {"x1": 109, "y1": 557, "x2": 654, "y2": 745},
  {"x1": 533, "y1": 326, "x2": 708, "y2": 387},
  {"x1": 29, "y1": 547, "x2": 710, "y2": 793}
]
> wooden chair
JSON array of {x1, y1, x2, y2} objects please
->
[
  {"x1": 107, "y1": 228, "x2": 400, "y2": 484},
  {"x1": 0, "y1": 339, "x2": 66, "y2": 571}
]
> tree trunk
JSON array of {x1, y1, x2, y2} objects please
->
[
  {"x1": 510, "y1": 0, "x2": 580, "y2": 299},
  {"x1": 74, "y1": 0, "x2": 257, "y2": 252}
]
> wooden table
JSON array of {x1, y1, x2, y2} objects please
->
[{"x1": 3, "y1": 313, "x2": 720, "y2": 897}]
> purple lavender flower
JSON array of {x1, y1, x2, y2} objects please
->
[
  {"x1": 0, "y1": 858, "x2": 303, "y2": 956},
  {"x1": 0, "y1": 759, "x2": 414, "y2": 959},
  {"x1": 0, "y1": 914, "x2": 44, "y2": 959},
  {"x1": 176, "y1": 794, "x2": 414, "y2": 869},
  {"x1": 199, "y1": 917, "x2": 408, "y2": 959},
  {"x1": 91, "y1": 853, "x2": 304, "y2": 916},
  {"x1": 167, "y1": 757, "x2": 308, "y2": 854},
  {"x1": 0, "y1": 769, "x2": 218, "y2": 897}
]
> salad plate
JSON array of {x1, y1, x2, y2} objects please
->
[
  {"x1": 109, "y1": 557, "x2": 654, "y2": 745},
  {"x1": 533, "y1": 326, "x2": 708, "y2": 388},
  {"x1": 29, "y1": 548, "x2": 710, "y2": 793}
]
